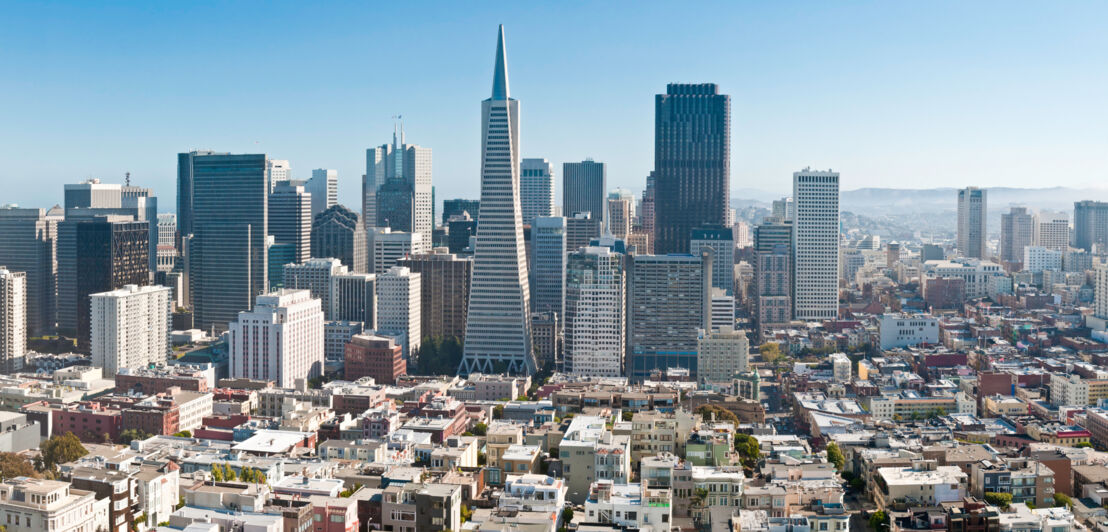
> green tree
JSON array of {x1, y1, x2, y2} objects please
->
[
  {"x1": 0, "y1": 452, "x2": 38, "y2": 481},
  {"x1": 826, "y1": 442, "x2": 845, "y2": 471},
  {"x1": 621, "y1": 410, "x2": 634, "y2": 422},
  {"x1": 1054, "y1": 493, "x2": 1072, "y2": 508},
  {"x1": 734, "y1": 434, "x2": 760, "y2": 471},
  {"x1": 36, "y1": 432, "x2": 88, "y2": 473},
  {"x1": 223, "y1": 463, "x2": 237, "y2": 481},
  {"x1": 412, "y1": 336, "x2": 464, "y2": 375},
  {"x1": 173, "y1": 430, "x2": 192, "y2": 438},
  {"x1": 1075, "y1": 442, "x2": 1092, "y2": 448},
  {"x1": 461, "y1": 504, "x2": 472, "y2": 523},
  {"x1": 984, "y1": 492, "x2": 1013, "y2": 508},
  {"x1": 471, "y1": 423, "x2": 488, "y2": 437},
  {"x1": 695, "y1": 404, "x2": 739, "y2": 425},
  {"x1": 869, "y1": 510, "x2": 888, "y2": 531},
  {"x1": 493, "y1": 405, "x2": 504, "y2": 419},
  {"x1": 211, "y1": 464, "x2": 223, "y2": 482},
  {"x1": 118, "y1": 429, "x2": 152, "y2": 445},
  {"x1": 759, "y1": 343, "x2": 785, "y2": 365}
]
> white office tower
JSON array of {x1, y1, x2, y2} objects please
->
[
  {"x1": 792, "y1": 169, "x2": 840, "y2": 320},
  {"x1": 564, "y1": 246, "x2": 625, "y2": 377},
  {"x1": 520, "y1": 158, "x2": 555, "y2": 226},
  {"x1": 690, "y1": 227, "x2": 735, "y2": 293},
  {"x1": 331, "y1": 272, "x2": 376, "y2": 328},
  {"x1": 229, "y1": 289, "x2": 324, "y2": 388},
  {"x1": 265, "y1": 159, "x2": 291, "y2": 191},
  {"x1": 307, "y1": 169, "x2": 339, "y2": 220},
  {"x1": 710, "y1": 288, "x2": 735, "y2": 331},
  {"x1": 364, "y1": 127, "x2": 433, "y2": 244},
  {"x1": 269, "y1": 181, "x2": 313, "y2": 264},
  {"x1": 0, "y1": 268, "x2": 27, "y2": 373},
  {"x1": 377, "y1": 266, "x2": 421, "y2": 359},
  {"x1": 957, "y1": 187, "x2": 987, "y2": 259},
  {"x1": 90, "y1": 284, "x2": 171, "y2": 377},
  {"x1": 156, "y1": 214, "x2": 178, "y2": 273},
  {"x1": 460, "y1": 26, "x2": 535, "y2": 375},
  {"x1": 607, "y1": 197, "x2": 632, "y2": 240},
  {"x1": 696, "y1": 326, "x2": 749, "y2": 384},
  {"x1": 284, "y1": 258, "x2": 346, "y2": 319},
  {"x1": 1023, "y1": 246, "x2": 1062, "y2": 273},
  {"x1": 1034, "y1": 211, "x2": 1070, "y2": 252},
  {"x1": 531, "y1": 216, "x2": 567, "y2": 317},
  {"x1": 1096, "y1": 266, "x2": 1108, "y2": 320},
  {"x1": 369, "y1": 228, "x2": 425, "y2": 275}
]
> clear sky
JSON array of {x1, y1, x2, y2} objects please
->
[{"x1": 2, "y1": 1, "x2": 1106, "y2": 211}]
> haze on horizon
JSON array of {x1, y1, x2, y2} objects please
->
[{"x1": 1, "y1": 1, "x2": 1106, "y2": 210}]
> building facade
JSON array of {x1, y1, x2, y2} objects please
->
[
  {"x1": 229, "y1": 290, "x2": 324, "y2": 388},
  {"x1": 377, "y1": 266, "x2": 421, "y2": 359},
  {"x1": 565, "y1": 247, "x2": 625, "y2": 377},
  {"x1": 90, "y1": 284, "x2": 171, "y2": 377},
  {"x1": 0, "y1": 268, "x2": 26, "y2": 373},
  {"x1": 530, "y1": 216, "x2": 566, "y2": 318},
  {"x1": 957, "y1": 187, "x2": 987, "y2": 259},
  {"x1": 563, "y1": 160, "x2": 606, "y2": 226},
  {"x1": 520, "y1": 158, "x2": 554, "y2": 227},
  {"x1": 0, "y1": 207, "x2": 58, "y2": 337},
  {"x1": 311, "y1": 205, "x2": 367, "y2": 273},
  {"x1": 365, "y1": 129, "x2": 433, "y2": 244},
  {"x1": 690, "y1": 226, "x2": 734, "y2": 293},
  {"x1": 627, "y1": 253, "x2": 710, "y2": 382},
  {"x1": 397, "y1": 251, "x2": 470, "y2": 341},
  {"x1": 793, "y1": 169, "x2": 840, "y2": 320}
]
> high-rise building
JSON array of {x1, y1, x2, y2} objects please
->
[
  {"x1": 265, "y1": 159, "x2": 291, "y2": 189},
  {"x1": 283, "y1": 258, "x2": 347, "y2": 320},
  {"x1": 398, "y1": 251, "x2": 471, "y2": 341},
  {"x1": 696, "y1": 326, "x2": 749, "y2": 384},
  {"x1": 377, "y1": 266, "x2": 421, "y2": 359},
  {"x1": 530, "y1": 312, "x2": 561, "y2": 370},
  {"x1": 306, "y1": 169, "x2": 338, "y2": 220},
  {"x1": 565, "y1": 212, "x2": 601, "y2": 252},
  {"x1": 459, "y1": 26, "x2": 535, "y2": 375},
  {"x1": 732, "y1": 221, "x2": 753, "y2": 248},
  {"x1": 311, "y1": 205, "x2": 367, "y2": 273},
  {"x1": 530, "y1": 216, "x2": 566, "y2": 318},
  {"x1": 442, "y1": 199, "x2": 480, "y2": 225},
  {"x1": 653, "y1": 83, "x2": 730, "y2": 254},
  {"x1": 446, "y1": 213, "x2": 477, "y2": 256},
  {"x1": 66, "y1": 180, "x2": 159, "y2": 272},
  {"x1": 771, "y1": 197, "x2": 794, "y2": 222},
  {"x1": 690, "y1": 226, "x2": 734, "y2": 293},
  {"x1": 90, "y1": 284, "x2": 171, "y2": 377},
  {"x1": 344, "y1": 334, "x2": 406, "y2": 384},
  {"x1": 229, "y1": 289, "x2": 324, "y2": 388},
  {"x1": 0, "y1": 207, "x2": 59, "y2": 336},
  {"x1": 710, "y1": 288, "x2": 735, "y2": 331},
  {"x1": 57, "y1": 215, "x2": 149, "y2": 351},
  {"x1": 1023, "y1": 246, "x2": 1062, "y2": 273},
  {"x1": 177, "y1": 150, "x2": 227, "y2": 238},
  {"x1": 1000, "y1": 206, "x2": 1034, "y2": 266},
  {"x1": 640, "y1": 172, "x2": 655, "y2": 236},
  {"x1": 1074, "y1": 201, "x2": 1108, "y2": 252},
  {"x1": 607, "y1": 197, "x2": 632, "y2": 240},
  {"x1": 121, "y1": 185, "x2": 160, "y2": 272},
  {"x1": 564, "y1": 246, "x2": 625, "y2": 377},
  {"x1": 270, "y1": 181, "x2": 312, "y2": 265},
  {"x1": 921, "y1": 244, "x2": 945, "y2": 262},
  {"x1": 369, "y1": 228, "x2": 425, "y2": 274},
  {"x1": 563, "y1": 160, "x2": 606, "y2": 227},
  {"x1": 156, "y1": 214, "x2": 177, "y2": 273},
  {"x1": 365, "y1": 128, "x2": 433, "y2": 244},
  {"x1": 521, "y1": 158, "x2": 555, "y2": 226},
  {"x1": 64, "y1": 179, "x2": 122, "y2": 209},
  {"x1": 792, "y1": 169, "x2": 840, "y2": 321},
  {"x1": 331, "y1": 272, "x2": 377, "y2": 328},
  {"x1": 188, "y1": 153, "x2": 269, "y2": 333},
  {"x1": 627, "y1": 253, "x2": 711, "y2": 382},
  {"x1": 957, "y1": 187, "x2": 987, "y2": 259},
  {"x1": 0, "y1": 268, "x2": 27, "y2": 373},
  {"x1": 1034, "y1": 212, "x2": 1070, "y2": 252}
]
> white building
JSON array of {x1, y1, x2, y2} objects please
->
[
  {"x1": 499, "y1": 474, "x2": 567, "y2": 514},
  {"x1": 1023, "y1": 246, "x2": 1062, "y2": 273},
  {"x1": 696, "y1": 326, "x2": 750, "y2": 383},
  {"x1": 368, "y1": 228, "x2": 425, "y2": 275},
  {"x1": 306, "y1": 169, "x2": 338, "y2": 220},
  {"x1": 1050, "y1": 374, "x2": 1089, "y2": 407},
  {"x1": 922, "y1": 259, "x2": 1003, "y2": 299},
  {"x1": 90, "y1": 284, "x2": 171, "y2": 377},
  {"x1": 690, "y1": 227, "x2": 734, "y2": 294},
  {"x1": 830, "y1": 352, "x2": 851, "y2": 382},
  {"x1": 520, "y1": 158, "x2": 555, "y2": 227},
  {"x1": 0, "y1": 478, "x2": 109, "y2": 532},
  {"x1": 0, "y1": 268, "x2": 27, "y2": 373},
  {"x1": 957, "y1": 187, "x2": 987, "y2": 259},
  {"x1": 229, "y1": 289, "x2": 324, "y2": 388},
  {"x1": 565, "y1": 246, "x2": 624, "y2": 377},
  {"x1": 711, "y1": 288, "x2": 735, "y2": 331},
  {"x1": 878, "y1": 314, "x2": 940, "y2": 349},
  {"x1": 156, "y1": 213, "x2": 177, "y2": 273},
  {"x1": 1033, "y1": 212, "x2": 1069, "y2": 252},
  {"x1": 377, "y1": 266, "x2": 421, "y2": 359},
  {"x1": 793, "y1": 169, "x2": 840, "y2": 320},
  {"x1": 583, "y1": 481, "x2": 672, "y2": 532},
  {"x1": 284, "y1": 258, "x2": 346, "y2": 320}
]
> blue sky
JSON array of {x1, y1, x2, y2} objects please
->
[{"x1": 2, "y1": 1, "x2": 1106, "y2": 211}]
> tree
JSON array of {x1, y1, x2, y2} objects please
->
[
  {"x1": 173, "y1": 430, "x2": 192, "y2": 438},
  {"x1": 412, "y1": 336, "x2": 464, "y2": 375},
  {"x1": 695, "y1": 404, "x2": 739, "y2": 425},
  {"x1": 471, "y1": 423, "x2": 488, "y2": 437},
  {"x1": 0, "y1": 452, "x2": 37, "y2": 481},
  {"x1": 36, "y1": 432, "x2": 88, "y2": 473},
  {"x1": 223, "y1": 463, "x2": 237, "y2": 481},
  {"x1": 826, "y1": 442, "x2": 845, "y2": 471},
  {"x1": 211, "y1": 464, "x2": 223, "y2": 482},
  {"x1": 760, "y1": 342, "x2": 785, "y2": 365},
  {"x1": 984, "y1": 492, "x2": 1013, "y2": 508},
  {"x1": 622, "y1": 410, "x2": 634, "y2": 422},
  {"x1": 493, "y1": 405, "x2": 504, "y2": 420},
  {"x1": 1054, "y1": 493, "x2": 1072, "y2": 508},
  {"x1": 461, "y1": 504, "x2": 472, "y2": 524},
  {"x1": 118, "y1": 429, "x2": 151, "y2": 445},
  {"x1": 869, "y1": 510, "x2": 888, "y2": 531},
  {"x1": 734, "y1": 434, "x2": 760, "y2": 471},
  {"x1": 1025, "y1": 501, "x2": 1035, "y2": 509},
  {"x1": 1075, "y1": 442, "x2": 1092, "y2": 448}
]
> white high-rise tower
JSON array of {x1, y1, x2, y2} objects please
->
[
  {"x1": 793, "y1": 168, "x2": 840, "y2": 320},
  {"x1": 459, "y1": 26, "x2": 536, "y2": 375}
]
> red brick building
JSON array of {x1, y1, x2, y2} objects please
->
[
  {"x1": 53, "y1": 402, "x2": 123, "y2": 442},
  {"x1": 344, "y1": 335, "x2": 406, "y2": 384},
  {"x1": 115, "y1": 367, "x2": 211, "y2": 395}
]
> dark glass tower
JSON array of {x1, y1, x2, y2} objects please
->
[{"x1": 653, "y1": 83, "x2": 731, "y2": 255}]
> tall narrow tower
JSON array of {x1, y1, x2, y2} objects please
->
[{"x1": 459, "y1": 26, "x2": 536, "y2": 375}]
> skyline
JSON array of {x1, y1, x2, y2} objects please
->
[{"x1": 3, "y1": 2, "x2": 1108, "y2": 211}]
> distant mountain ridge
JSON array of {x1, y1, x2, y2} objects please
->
[{"x1": 733, "y1": 186, "x2": 1108, "y2": 214}]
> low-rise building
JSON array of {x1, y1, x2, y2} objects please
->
[
  {"x1": 583, "y1": 481, "x2": 672, "y2": 531},
  {"x1": 874, "y1": 460, "x2": 967, "y2": 510}
]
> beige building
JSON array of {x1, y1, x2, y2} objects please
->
[
  {"x1": 0, "y1": 478, "x2": 109, "y2": 532},
  {"x1": 874, "y1": 460, "x2": 966, "y2": 510}
]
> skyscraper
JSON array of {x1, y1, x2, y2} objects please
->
[
  {"x1": 283, "y1": 258, "x2": 346, "y2": 320},
  {"x1": 331, "y1": 272, "x2": 377, "y2": 328},
  {"x1": 229, "y1": 289, "x2": 324, "y2": 388},
  {"x1": 398, "y1": 250, "x2": 471, "y2": 341},
  {"x1": 792, "y1": 169, "x2": 840, "y2": 321},
  {"x1": 377, "y1": 266, "x2": 421, "y2": 360},
  {"x1": 653, "y1": 83, "x2": 731, "y2": 255},
  {"x1": 368, "y1": 228, "x2": 425, "y2": 275},
  {"x1": 564, "y1": 246, "x2": 625, "y2": 377},
  {"x1": 1000, "y1": 206, "x2": 1034, "y2": 266},
  {"x1": 188, "y1": 153, "x2": 269, "y2": 333},
  {"x1": 156, "y1": 213, "x2": 178, "y2": 273},
  {"x1": 627, "y1": 253, "x2": 711, "y2": 382},
  {"x1": 563, "y1": 159, "x2": 606, "y2": 225},
  {"x1": 530, "y1": 216, "x2": 566, "y2": 318},
  {"x1": 520, "y1": 158, "x2": 555, "y2": 226},
  {"x1": 66, "y1": 179, "x2": 159, "y2": 272},
  {"x1": 690, "y1": 226, "x2": 734, "y2": 293},
  {"x1": 306, "y1": 169, "x2": 338, "y2": 220},
  {"x1": 265, "y1": 159, "x2": 291, "y2": 188},
  {"x1": 311, "y1": 204, "x2": 367, "y2": 273},
  {"x1": 0, "y1": 268, "x2": 27, "y2": 373},
  {"x1": 459, "y1": 26, "x2": 536, "y2": 375},
  {"x1": 565, "y1": 212, "x2": 601, "y2": 252},
  {"x1": 607, "y1": 197, "x2": 632, "y2": 240},
  {"x1": 442, "y1": 199, "x2": 480, "y2": 225},
  {"x1": 365, "y1": 127, "x2": 433, "y2": 244},
  {"x1": 270, "y1": 181, "x2": 312, "y2": 264},
  {"x1": 957, "y1": 187, "x2": 987, "y2": 259},
  {"x1": 0, "y1": 207, "x2": 59, "y2": 337},
  {"x1": 1033, "y1": 212, "x2": 1070, "y2": 252},
  {"x1": 177, "y1": 150, "x2": 227, "y2": 238},
  {"x1": 90, "y1": 284, "x2": 171, "y2": 377},
  {"x1": 1073, "y1": 200, "x2": 1108, "y2": 252},
  {"x1": 640, "y1": 172, "x2": 655, "y2": 236}
]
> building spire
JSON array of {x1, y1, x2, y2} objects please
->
[{"x1": 491, "y1": 25, "x2": 509, "y2": 100}]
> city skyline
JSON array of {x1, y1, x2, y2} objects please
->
[{"x1": 4, "y1": 2, "x2": 1108, "y2": 211}]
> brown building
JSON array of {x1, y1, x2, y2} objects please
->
[
  {"x1": 398, "y1": 251, "x2": 471, "y2": 341},
  {"x1": 344, "y1": 335, "x2": 406, "y2": 384},
  {"x1": 265, "y1": 498, "x2": 313, "y2": 532},
  {"x1": 115, "y1": 366, "x2": 211, "y2": 395},
  {"x1": 946, "y1": 497, "x2": 1000, "y2": 532},
  {"x1": 924, "y1": 277, "x2": 966, "y2": 310},
  {"x1": 69, "y1": 467, "x2": 139, "y2": 532}
]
